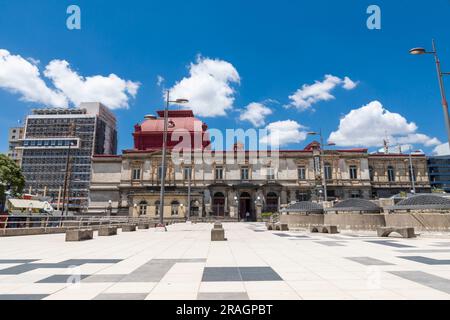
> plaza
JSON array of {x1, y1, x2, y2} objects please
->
[{"x1": 1, "y1": 222, "x2": 450, "y2": 300}]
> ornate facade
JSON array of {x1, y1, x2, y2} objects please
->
[
  {"x1": 88, "y1": 147, "x2": 431, "y2": 219},
  {"x1": 87, "y1": 109, "x2": 431, "y2": 219}
]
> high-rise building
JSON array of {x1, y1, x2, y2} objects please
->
[
  {"x1": 7, "y1": 126, "x2": 24, "y2": 166},
  {"x1": 19, "y1": 102, "x2": 117, "y2": 212},
  {"x1": 427, "y1": 155, "x2": 450, "y2": 192}
]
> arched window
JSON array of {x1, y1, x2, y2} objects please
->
[
  {"x1": 324, "y1": 163, "x2": 332, "y2": 180},
  {"x1": 155, "y1": 201, "x2": 160, "y2": 216},
  {"x1": 139, "y1": 201, "x2": 148, "y2": 216},
  {"x1": 190, "y1": 200, "x2": 200, "y2": 217},
  {"x1": 171, "y1": 201, "x2": 180, "y2": 216},
  {"x1": 387, "y1": 166, "x2": 395, "y2": 182}
]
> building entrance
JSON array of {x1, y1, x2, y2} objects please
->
[{"x1": 239, "y1": 192, "x2": 254, "y2": 221}]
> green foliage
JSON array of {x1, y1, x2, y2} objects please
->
[
  {"x1": 261, "y1": 212, "x2": 273, "y2": 218},
  {"x1": 0, "y1": 154, "x2": 25, "y2": 197}
]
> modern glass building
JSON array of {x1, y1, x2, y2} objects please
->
[
  {"x1": 427, "y1": 155, "x2": 450, "y2": 192},
  {"x1": 19, "y1": 103, "x2": 117, "y2": 212}
]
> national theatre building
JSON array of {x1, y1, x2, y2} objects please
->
[{"x1": 88, "y1": 110, "x2": 431, "y2": 220}]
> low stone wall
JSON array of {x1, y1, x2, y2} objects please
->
[
  {"x1": 324, "y1": 214, "x2": 386, "y2": 231},
  {"x1": 0, "y1": 227, "x2": 68, "y2": 237},
  {"x1": 280, "y1": 214, "x2": 325, "y2": 227},
  {"x1": 282, "y1": 213, "x2": 450, "y2": 232},
  {"x1": 385, "y1": 213, "x2": 450, "y2": 232}
]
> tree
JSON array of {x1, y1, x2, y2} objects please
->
[{"x1": 0, "y1": 154, "x2": 25, "y2": 197}]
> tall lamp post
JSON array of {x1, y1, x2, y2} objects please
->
[
  {"x1": 158, "y1": 90, "x2": 189, "y2": 228},
  {"x1": 406, "y1": 147, "x2": 417, "y2": 195},
  {"x1": 410, "y1": 40, "x2": 450, "y2": 147},
  {"x1": 61, "y1": 123, "x2": 76, "y2": 216},
  {"x1": 187, "y1": 166, "x2": 192, "y2": 222},
  {"x1": 307, "y1": 130, "x2": 336, "y2": 202}
]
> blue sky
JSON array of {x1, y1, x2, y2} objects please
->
[{"x1": 0, "y1": 0, "x2": 450, "y2": 154}]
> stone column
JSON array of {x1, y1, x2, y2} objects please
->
[{"x1": 280, "y1": 190, "x2": 288, "y2": 206}]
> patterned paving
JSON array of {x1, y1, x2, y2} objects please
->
[{"x1": 1, "y1": 223, "x2": 450, "y2": 300}]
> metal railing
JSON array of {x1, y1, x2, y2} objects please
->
[{"x1": 0, "y1": 215, "x2": 186, "y2": 232}]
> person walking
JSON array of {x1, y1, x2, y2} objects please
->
[{"x1": 245, "y1": 211, "x2": 250, "y2": 222}]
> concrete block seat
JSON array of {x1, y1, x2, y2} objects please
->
[
  {"x1": 121, "y1": 224, "x2": 137, "y2": 232},
  {"x1": 377, "y1": 227, "x2": 416, "y2": 238},
  {"x1": 310, "y1": 225, "x2": 339, "y2": 234},
  {"x1": 98, "y1": 226, "x2": 117, "y2": 236},
  {"x1": 66, "y1": 229, "x2": 94, "y2": 242},
  {"x1": 138, "y1": 223, "x2": 150, "y2": 230},
  {"x1": 267, "y1": 223, "x2": 289, "y2": 231},
  {"x1": 211, "y1": 222, "x2": 226, "y2": 241}
]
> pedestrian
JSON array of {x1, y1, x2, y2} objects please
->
[{"x1": 245, "y1": 211, "x2": 250, "y2": 222}]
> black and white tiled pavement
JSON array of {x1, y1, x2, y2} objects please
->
[{"x1": 1, "y1": 223, "x2": 450, "y2": 300}]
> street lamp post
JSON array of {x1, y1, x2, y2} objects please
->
[
  {"x1": 308, "y1": 130, "x2": 336, "y2": 202},
  {"x1": 61, "y1": 123, "x2": 76, "y2": 216},
  {"x1": 158, "y1": 90, "x2": 189, "y2": 228},
  {"x1": 187, "y1": 167, "x2": 192, "y2": 222},
  {"x1": 408, "y1": 147, "x2": 417, "y2": 194},
  {"x1": 410, "y1": 40, "x2": 450, "y2": 147}
]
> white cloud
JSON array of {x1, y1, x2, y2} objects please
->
[
  {"x1": 433, "y1": 142, "x2": 450, "y2": 156},
  {"x1": 44, "y1": 60, "x2": 139, "y2": 110},
  {"x1": 239, "y1": 102, "x2": 272, "y2": 127},
  {"x1": 0, "y1": 49, "x2": 67, "y2": 107},
  {"x1": 169, "y1": 56, "x2": 240, "y2": 117},
  {"x1": 0, "y1": 49, "x2": 139, "y2": 109},
  {"x1": 261, "y1": 120, "x2": 308, "y2": 147},
  {"x1": 342, "y1": 76, "x2": 357, "y2": 90},
  {"x1": 287, "y1": 74, "x2": 358, "y2": 111},
  {"x1": 157, "y1": 75, "x2": 165, "y2": 87},
  {"x1": 329, "y1": 100, "x2": 441, "y2": 148}
]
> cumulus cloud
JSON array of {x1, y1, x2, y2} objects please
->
[
  {"x1": 44, "y1": 60, "x2": 139, "y2": 109},
  {"x1": 433, "y1": 143, "x2": 450, "y2": 156},
  {"x1": 239, "y1": 102, "x2": 273, "y2": 127},
  {"x1": 287, "y1": 74, "x2": 358, "y2": 111},
  {"x1": 260, "y1": 120, "x2": 308, "y2": 147},
  {"x1": 169, "y1": 56, "x2": 240, "y2": 117},
  {"x1": 0, "y1": 49, "x2": 67, "y2": 107},
  {"x1": 329, "y1": 100, "x2": 441, "y2": 148},
  {"x1": 0, "y1": 49, "x2": 139, "y2": 109}
]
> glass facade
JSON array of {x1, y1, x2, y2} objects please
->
[
  {"x1": 20, "y1": 106, "x2": 117, "y2": 212},
  {"x1": 428, "y1": 156, "x2": 450, "y2": 192}
]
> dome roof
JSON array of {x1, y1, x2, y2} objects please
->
[
  {"x1": 140, "y1": 112, "x2": 206, "y2": 132},
  {"x1": 282, "y1": 201, "x2": 324, "y2": 214},
  {"x1": 132, "y1": 109, "x2": 210, "y2": 151},
  {"x1": 390, "y1": 194, "x2": 450, "y2": 211},
  {"x1": 326, "y1": 199, "x2": 382, "y2": 213}
]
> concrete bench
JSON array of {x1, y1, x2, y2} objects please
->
[
  {"x1": 138, "y1": 223, "x2": 150, "y2": 230},
  {"x1": 310, "y1": 225, "x2": 339, "y2": 234},
  {"x1": 66, "y1": 229, "x2": 93, "y2": 242},
  {"x1": 98, "y1": 226, "x2": 117, "y2": 236},
  {"x1": 377, "y1": 227, "x2": 416, "y2": 238},
  {"x1": 276, "y1": 223, "x2": 289, "y2": 231},
  {"x1": 267, "y1": 223, "x2": 289, "y2": 231},
  {"x1": 121, "y1": 224, "x2": 137, "y2": 232}
]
